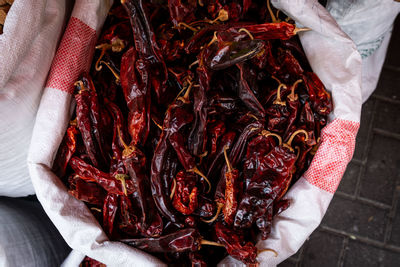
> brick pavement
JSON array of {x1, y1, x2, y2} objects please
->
[{"x1": 279, "y1": 15, "x2": 400, "y2": 267}]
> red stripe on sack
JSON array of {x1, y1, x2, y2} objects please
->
[
  {"x1": 303, "y1": 118, "x2": 360, "y2": 194},
  {"x1": 46, "y1": 17, "x2": 97, "y2": 94}
]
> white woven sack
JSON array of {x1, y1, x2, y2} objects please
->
[
  {"x1": 28, "y1": 0, "x2": 363, "y2": 266},
  {"x1": 0, "y1": 0, "x2": 67, "y2": 197}
]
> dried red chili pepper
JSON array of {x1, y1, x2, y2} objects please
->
[
  {"x1": 74, "y1": 80, "x2": 104, "y2": 169},
  {"x1": 118, "y1": 195, "x2": 139, "y2": 236},
  {"x1": 68, "y1": 175, "x2": 106, "y2": 206},
  {"x1": 122, "y1": 228, "x2": 223, "y2": 253},
  {"x1": 243, "y1": 130, "x2": 281, "y2": 189},
  {"x1": 215, "y1": 222, "x2": 257, "y2": 264},
  {"x1": 234, "y1": 130, "x2": 308, "y2": 239},
  {"x1": 172, "y1": 171, "x2": 198, "y2": 215},
  {"x1": 302, "y1": 71, "x2": 333, "y2": 116},
  {"x1": 222, "y1": 146, "x2": 241, "y2": 226},
  {"x1": 120, "y1": 135, "x2": 163, "y2": 237},
  {"x1": 168, "y1": 0, "x2": 197, "y2": 27},
  {"x1": 69, "y1": 156, "x2": 134, "y2": 196},
  {"x1": 103, "y1": 193, "x2": 119, "y2": 236},
  {"x1": 120, "y1": 47, "x2": 151, "y2": 146},
  {"x1": 122, "y1": 0, "x2": 168, "y2": 103},
  {"x1": 53, "y1": 120, "x2": 79, "y2": 178}
]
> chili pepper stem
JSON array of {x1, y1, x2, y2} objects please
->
[
  {"x1": 200, "y1": 239, "x2": 225, "y2": 248},
  {"x1": 283, "y1": 129, "x2": 309, "y2": 151},
  {"x1": 117, "y1": 126, "x2": 136, "y2": 157},
  {"x1": 189, "y1": 166, "x2": 211, "y2": 193},
  {"x1": 90, "y1": 207, "x2": 102, "y2": 213},
  {"x1": 273, "y1": 84, "x2": 287, "y2": 106},
  {"x1": 210, "y1": 9, "x2": 229, "y2": 24},
  {"x1": 177, "y1": 81, "x2": 194, "y2": 104},
  {"x1": 201, "y1": 202, "x2": 224, "y2": 223},
  {"x1": 223, "y1": 145, "x2": 233, "y2": 173},
  {"x1": 177, "y1": 22, "x2": 198, "y2": 32},
  {"x1": 293, "y1": 27, "x2": 311, "y2": 35},
  {"x1": 238, "y1": 28, "x2": 254, "y2": 40},
  {"x1": 260, "y1": 130, "x2": 282, "y2": 146},
  {"x1": 258, "y1": 248, "x2": 278, "y2": 257},
  {"x1": 267, "y1": 0, "x2": 278, "y2": 23},
  {"x1": 207, "y1": 31, "x2": 218, "y2": 47},
  {"x1": 170, "y1": 178, "x2": 177, "y2": 199},
  {"x1": 95, "y1": 45, "x2": 109, "y2": 71},
  {"x1": 152, "y1": 118, "x2": 163, "y2": 130},
  {"x1": 70, "y1": 118, "x2": 77, "y2": 126},
  {"x1": 287, "y1": 79, "x2": 302, "y2": 102},
  {"x1": 99, "y1": 60, "x2": 120, "y2": 84},
  {"x1": 115, "y1": 174, "x2": 129, "y2": 196},
  {"x1": 74, "y1": 81, "x2": 88, "y2": 93},
  {"x1": 189, "y1": 60, "x2": 199, "y2": 69}
]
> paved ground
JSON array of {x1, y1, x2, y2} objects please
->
[{"x1": 279, "y1": 16, "x2": 400, "y2": 267}]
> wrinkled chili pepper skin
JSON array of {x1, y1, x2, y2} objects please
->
[
  {"x1": 168, "y1": 0, "x2": 197, "y2": 27},
  {"x1": 69, "y1": 156, "x2": 135, "y2": 195},
  {"x1": 215, "y1": 122, "x2": 262, "y2": 204},
  {"x1": 243, "y1": 134, "x2": 277, "y2": 189},
  {"x1": 303, "y1": 72, "x2": 332, "y2": 116},
  {"x1": 236, "y1": 63, "x2": 265, "y2": 118},
  {"x1": 120, "y1": 47, "x2": 151, "y2": 146},
  {"x1": 103, "y1": 193, "x2": 119, "y2": 236},
  {"x1": 173, "y1": 171, "x2": 199, "y2": 215},
  {"x1": 230, "y1": 22, "x2": 298, "y2": 41},
  {"x1": 123, "y1": 148, "x2": 163, "y2": 237},
  {"x1": 234, "y1": 146, "x2": 297, "y2": 236},
  {"x1": 121, "y1": 228, "x2": 201, "y2": 253},
  {"x1": 68, "y1": 176, "x2": 106, "y2": 206},
  {"x1": 53, "y1": 123, "x2": 79, "y2": 178},
  {"x1": 119, "y1": 195, "x2": 139, "y2": 236},
  {"x1": 215, "y1": 222, "x2": 257, "y2": 264},
  {"x1": 223, "y1": 168, "x2": 240, "y2": 226},
  {"x1": 75, "y1": 83, "x2": 102, "y2": 168},
  {"x1": 122, "y1": 0, "x2": 168, "y2": 103}
]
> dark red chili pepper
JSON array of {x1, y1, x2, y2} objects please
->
[
  {"x1": 236, "y1": 62, "x2": 265, "y2": 118},
  {"x1": 207, "y1": 120, "x2": 225, "y2": 156},
  {"x1": 121, "y1": 228, "x2": 201, "y2": 253},
  {"x1": 118, "y1": 195, "x2": 139, "y2": 236},
  {"x1": 234, "y1": 130, "x2": 308, "y2": 239},
  {"x1": 302, "y1": 71, "x2": 333, "y2": 116},
  {"x1": 74, "y1": 80, "x2": 104, "y2": 169},
  {"x1": 120, "y1": 137, "x2": 163, "y2": 237},
  {"x1": 243, "y1": 130, "x2": 281, "y2": 189},
  {"x1": 230, "y1": 21, "x2": 307, "y2": 41},
  {"x1": 122, "y1": 0, "x2": 168, "y2": 103},
  {"x1": 120, "y1": 47, "x2": 151, "y2": 146},
  {"x1": 68, "y1": 175, "x2": 106, "y2": 206},
  {"x1": 168, "y1": 0, "x2": 197, "y2": 27},
  {"x1": 215, "y1": 222, "x2": 258, "y2": 264},
  {"x1": 103, "y1": 193, "x2": 119, "y2": 236},
  {"x1": 53, "y1": 121, "x2": 79, "y2": 178},
  {"x1": 69, "y1": 156, "x2": 135, "y2": 196},
  {"x1": 172, "y1": 171, "x2": 198, "y2": 215},
  {"x1": 222, "y1": 146, "x2": 241, "y2": 226}
]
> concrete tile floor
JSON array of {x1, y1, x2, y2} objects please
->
[{"x1": 279, "y1": 15, "x2": 400, "y2": 267}]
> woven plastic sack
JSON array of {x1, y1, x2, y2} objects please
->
[
  {"x1": 0, "y1": 0, "x2": 68, "y2": 197},
  {"x1": 326, "y1": 0, "x2": 400, "y2": 103},
  {"x1": 28, "y1": 0, "x2": 362, "y2": 266}
]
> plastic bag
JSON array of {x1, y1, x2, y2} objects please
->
[
  {"x1": 326, "y1": 0, "x2": 400, "y2": 102},
  {"x1": 0, "y1": 0, "x2": 67, "y2": 197},
  {"x1": 28, "y1": 0, "x2": 363, "y2": 265}
]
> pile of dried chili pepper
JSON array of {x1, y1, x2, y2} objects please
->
[{"x1": 54, "y1": 0, "x2": 332, "y2": 265}]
